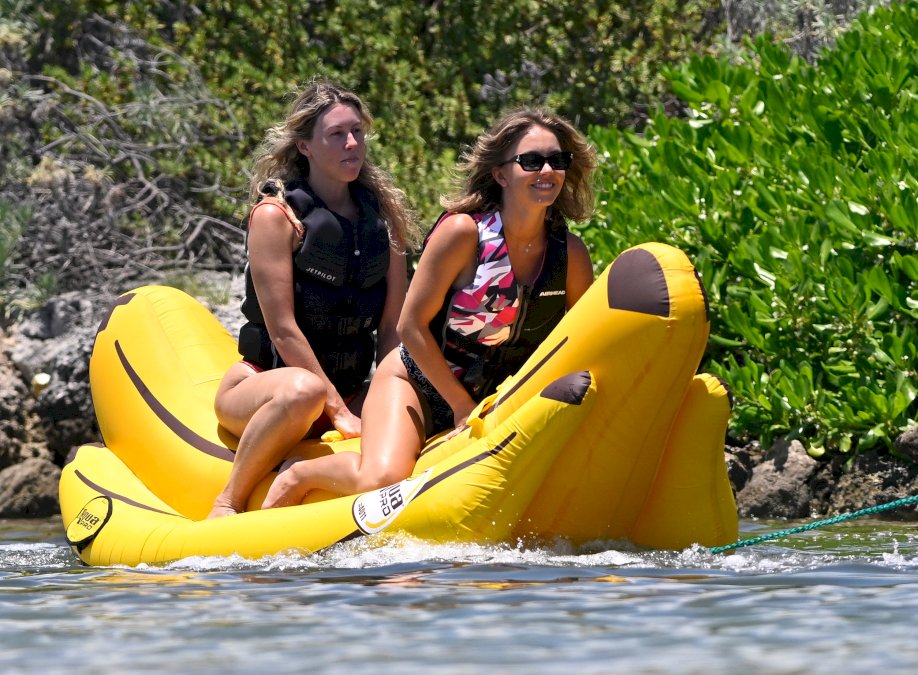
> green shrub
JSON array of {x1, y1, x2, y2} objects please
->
[{"x1": 583, "y1": 1, "x2": 918, "y2": 456}]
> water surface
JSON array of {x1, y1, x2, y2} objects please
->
[{"x1": 1, "y1": 518, "x2": 916, "y2": 673}]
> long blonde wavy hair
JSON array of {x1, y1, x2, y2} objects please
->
[
  {"x1": 441, "y1": 108, "x2": 597, "y2": 226},
  {"x1": 249, "y1": 80, "x2": 420, "y2": 251}
]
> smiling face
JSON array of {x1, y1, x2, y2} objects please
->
[
  {"x1": 297, "y1": 102, "x2": 367, "y2": 183},
  {"x1": 492, "y1": 124, "x2": 565, "y2": 209}
]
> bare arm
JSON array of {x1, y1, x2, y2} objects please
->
[
  {"x1": 564, "y1": 231, "x2": 594, "y2": 309},
  {"x1": 397, "y1": 213, "x2": 480, "y2": 423}
]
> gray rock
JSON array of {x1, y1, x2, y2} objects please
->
[
  {"x1": 735, "y1": 438, "x2": 819, "y2": 518},
  {"x1": 0, "y1": 332, "x2": 44, "y2": 469},
  {"x1": 15, "y1": 293, "x2": 97, "y2": 341},
  {"x1": 0, "y1": 458, "x2": 61, "y2": 517},
  {"x1": 8, "y1": 294, "x2": 105, "y2": 459},
  {"x1": 894, "y1": 426, "x2": 918, "y2": 463},
  {"x1": 724, "y1": 440, "x2": 761, "y2": 494},
  {"x1": 825, "y1": 450, "x2": 918, "y2": 521}
]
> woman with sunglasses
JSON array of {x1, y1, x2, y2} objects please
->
[
  {"x1": 207, "y1": 81, "x2": 418, "y2": 518},
  {"x1": 262, "y1": 107, "x2": 597, "y2": 508}
]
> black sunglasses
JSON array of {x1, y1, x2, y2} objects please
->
[{"x1": 503, "y1": 151, "x2": 573, "y2": 172}]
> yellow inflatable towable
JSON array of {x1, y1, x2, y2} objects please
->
[{"x1": 60, "y1": 243, "x2": 738, "y2": 565}]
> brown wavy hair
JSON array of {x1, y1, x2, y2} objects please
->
[
  {"x1": 441, "y1": 107, "x2": 597, "y2": 225},
  {"x1": 249, "y1": 80, "x2": 420, "y2": 251}
]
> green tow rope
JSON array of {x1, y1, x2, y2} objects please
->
[{"x1": 709, "y1": 494, "x2": 918, "y2": 554}]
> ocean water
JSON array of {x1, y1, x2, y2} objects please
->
[{"x1": 1, "y1": 517, "x2": 916, "y2": 674}]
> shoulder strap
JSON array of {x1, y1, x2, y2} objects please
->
[
  {"x1": 284, "y1": 188, "x2": 315, "y2": 220},
  {"x1": 247, "y1": 196, "x2": 304, "y2": 238},
  {"x1": 422, "y1": 211, "x2": 452, "y2": 247}
]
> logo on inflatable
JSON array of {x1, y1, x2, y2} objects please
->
[
  {"x1": 76, "y1": 509, "x2": 101, "y2": 529},
  {"x1": 352, "y1": 470, "x2": 431, "y2": 534},
  {"x1": 65, "y1": 495, "x2": 113, "y2": 552}
]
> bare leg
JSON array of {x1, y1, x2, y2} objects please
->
[
  {"x1": 262, "y1": 350, "x2": 426, "y2": 508},
  {"x1": 208, "y1": 362, "x2": 326, "y2": 518}
]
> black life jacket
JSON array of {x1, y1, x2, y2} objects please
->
[{"x1": 237, "y1": 180, "x2": 390, "y2": 397}]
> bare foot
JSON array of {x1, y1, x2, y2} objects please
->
[
  {"x1": 262, "y1": 461, "x2": 310, "y2": 509},
  {"x1": 206, "y1": 498, "x2": 241, "y2": 519}
]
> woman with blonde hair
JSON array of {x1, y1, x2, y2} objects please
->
[
  {"x1": 209, "y1": 80, "x2": 418, "y2": 518},
  {"x1": 263, "y1": 107, "x2": 597, "y2": 508}
]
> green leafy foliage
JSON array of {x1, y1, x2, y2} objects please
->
[{"x1": 584, "y1": 1, "x2": 918, "y2": 455}]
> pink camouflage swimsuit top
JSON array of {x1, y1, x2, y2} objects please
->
[
  {"x1": 430, "y1": 210, "x2": 568, "y2": 398},
  {"x1": 442, "y1": 212, "x2": 521, "y2": 374}
]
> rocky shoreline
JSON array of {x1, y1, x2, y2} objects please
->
[{"x1": 2, "y1": 273, "x2": 916, "y2": 527}]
